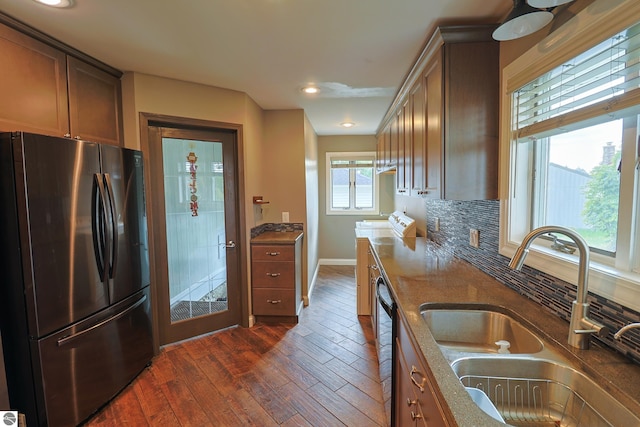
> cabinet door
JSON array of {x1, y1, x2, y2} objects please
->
[
  {"x1": 389, "y1": 112, "x2": 399, "y2": 170},
  {"x1": 404, "y1": 101, "x2": 412, "y2": 194},
  {"x1": 396, "y1": 311, "x2": 449, "y2": 427},
  {"x1": 443, "y1": 41, "x2": 499, "y2": 200},
  {"x1": 410, "y1": 79, "x2": 425, "y2": 197},
  {"x1": 376, "y1": 132, "x2": 385, "y2": 172},
  {"x1": 384, "y1": 125, "x2": 392, "y2": 170},
  {"x1": 0, "y1": 23, "x2": 69, "y2": 136},
  {"x1": 394, "y1": 341, "x2": 419, "y2": 427},
  {"x1": 396, "y1": 105, "x2": 410, "y2": 194},
  {"x1": 67, "y1": 56, "x2": 123, "y2": 146},
  {"x1": 424, "y1": 54, "x2": 442, "y2": 199}
]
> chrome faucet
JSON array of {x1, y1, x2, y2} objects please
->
[
  {"x1": 614, "y1": 323, "x2": 640, "y2": 340},
  {"x1": 508, "y1": 226, "x2": 609, "y2": 350}
]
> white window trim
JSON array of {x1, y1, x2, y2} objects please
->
[
  {"x1": 325, "y1": 151, "x2": 379, "y2": 216},
  {"x1": 499, "y1": 0, "x2": 640, "y2": 313}
]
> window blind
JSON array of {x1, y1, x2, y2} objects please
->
[{"x1": 514, "y1": 22, "x2": 640, "y2": 139}]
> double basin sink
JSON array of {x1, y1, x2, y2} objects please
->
[{"x1": 420, "y1": 303, "x2": 640, "y2": 426}]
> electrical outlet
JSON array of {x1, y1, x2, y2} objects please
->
[
  {"x1": 282, "y1": 211, "x2": 289, "y2": 222},
  {"x1": 470, "y1": 228, "x2": 479, "y2": 248}
]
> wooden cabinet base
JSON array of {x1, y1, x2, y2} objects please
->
[
  {"x1": 251, "y1": 231, "x2": 303, "y2": 324},
  {"x1": 255, "y1": 305, "x2": 302, "y2": 324}
]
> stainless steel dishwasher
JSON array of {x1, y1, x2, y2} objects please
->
[{"x1": 376, "y1": 275, "x2": 396, "y2": 427}]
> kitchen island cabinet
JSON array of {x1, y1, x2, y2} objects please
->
[
  {"x1": 0, "y1": 16, "x2": 123, "y2": 146},
  {"x1": 251, "y1": 231, "x2": 303, "y2": 323}
]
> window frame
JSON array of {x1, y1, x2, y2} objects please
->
[
  {"x1": 325, "y1": 151, "x2": 379, "y2": 216},
  {"x1": 499, "y1": 0, "x2": 640, "y2": 312}
]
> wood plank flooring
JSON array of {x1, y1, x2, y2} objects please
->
[{"x1": 85, "y1": 265, "x2": 386, "y2": 426}]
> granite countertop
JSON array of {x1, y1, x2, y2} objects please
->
[
  {"x1": 251, "y1": 231, "x2": 303, "y2": 244},
  {"x1": 368, "y1": 235, "x2": 640, "y2": 426}
]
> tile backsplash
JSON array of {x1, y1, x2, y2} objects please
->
[{"x1": 425, "y1": 199, "x2": 640, "y2": 364}]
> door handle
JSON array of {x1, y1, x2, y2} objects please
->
[{"x1": 224, "y1": 240, "x2": 236, "y2": 248}]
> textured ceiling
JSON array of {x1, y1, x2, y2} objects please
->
[{"x1": 0, "y1": 0, "x2": 510, "y2": 135}]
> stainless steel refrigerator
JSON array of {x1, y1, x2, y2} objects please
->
[{"x1": 0, "y1": 132, "x2": 154, "y2": 426}]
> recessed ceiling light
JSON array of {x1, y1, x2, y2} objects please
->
[
  {"x1": 302, "y1": 86, "x2": 320, "y2": 94},
  {"x1": 341, "y1": 122, "x2": 355, "y2": 128},
  {"x1": 32, "y1": 0, "x2": 73, "y2": 8}
]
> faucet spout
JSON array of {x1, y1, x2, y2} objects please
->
[
  {"x1": 508, "y1": 226, "x2": 608, "y2": 349},
  {"x1": 614, "y1": 323, "x2": 640, "y2": 340}
]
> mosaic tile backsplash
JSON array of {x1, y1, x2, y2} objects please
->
[{"x1": 424, "y1": 199, "x2": 640, "y2": 364}]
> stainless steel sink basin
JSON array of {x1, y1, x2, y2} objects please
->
[
  {"x1": 451, "y1": 357, "x2": 640, "y2": 427},
  {"x1": 420, "y1": 306, "x2": 544, "y2": 354}
]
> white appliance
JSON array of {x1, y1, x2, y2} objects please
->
[
  {"x1": 354, "y1": 211, "x2": 416, "y2": 316},
  {"x1": 355, "y1": 211, "x2": 417, "y2": 238}
]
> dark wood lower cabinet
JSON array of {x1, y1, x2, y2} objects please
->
[
  {"x1": 251, "y1": 231, "x2": 303, "y2": 323},
  {"x1": 394, "y1": 310, "x2": 448, "y2": 426}
]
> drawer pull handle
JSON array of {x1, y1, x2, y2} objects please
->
[
  {"x1": 266, "y1": 251, "x2": 280, "y2": 256},
  {"x1": 267, "y1": 299, "x2": 282, "y2": 304},
  {"x1": 410, "y1": 365, "x2": 426, "y2": 392},
  {"x1": 406, "y1": 398, "x2": 416, "y2": 407},
  {"x1": 266, "y1": 273, "x2": 281, "y2": 277},
  {"x1": 410, "y1": 411, "x2": 423, "y2": 421}
]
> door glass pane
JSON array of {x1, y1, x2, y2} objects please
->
[{"x1": 162, "y1": 138, "x2": 228, "y2": 323}]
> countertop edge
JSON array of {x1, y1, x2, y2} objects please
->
[{"x1": 250, "y1": 231, "x2": 303, "y2": 244}]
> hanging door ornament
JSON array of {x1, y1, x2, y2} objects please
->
[{"x1": 187, "y1": 151, "x2": 198, "y2": 216}]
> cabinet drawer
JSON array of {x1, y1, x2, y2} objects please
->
[
  {"x1": 251, "y1": 245, "x2": 294, "y2": 261},
  {"x1": 397, "y1": 313, "x2": 449, "y2": 427},
  {"x1": 252, "y1": 262, "x2": 294, "y2": 288},
  {"x1": 253, "y1": 289, "x2": 295, "y2": 315}
]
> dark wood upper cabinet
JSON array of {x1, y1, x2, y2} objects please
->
[
  {"x1": 379, "y1": 25, "x2": 499, "y2": 201},
  {"x1": 0, "y1": 16, "x2": 123, "y2": 146},
  {"x1": 67, "y1": 56, "x2": 123, "y2": 146},
  {"x1": 376, "y1": 124, "x2": 392, "y2": 173},
  {"x1": 440, "y1": 32, "x2": 499, "y2": 200},
  {"x1": 0, "y1": 23, "x2": 69, "y2": 137}
]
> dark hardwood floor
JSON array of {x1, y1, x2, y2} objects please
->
[{"x1": 85, "y1": 265, "x2": 386, "y2": 426}]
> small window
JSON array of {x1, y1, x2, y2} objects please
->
[{"x1": 326, "y1": 152, "x2": 379, "y2": 215}]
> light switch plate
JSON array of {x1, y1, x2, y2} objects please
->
[{"x1": 282, "y1": 211, "x2": 289, "y2": 222}]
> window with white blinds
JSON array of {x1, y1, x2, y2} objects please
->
[
  {"x1": 501, "y1": 2, "x2": 640, "y2": 313},
  {"x1": 514, "y1": 22, "x2": 640, "y2": 140},
  {"x1": 326, "y1": 152, "x2": 378, "y2": 215}
]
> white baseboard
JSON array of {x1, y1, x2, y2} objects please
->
[{"x1": 304, "y1": 262, "x2": 320, "y2": 306}]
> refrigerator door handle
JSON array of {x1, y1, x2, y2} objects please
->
[
  {"x1": 91, "y1": 173, "x2": 109, "y2": 281},
  {"x1": 56, "y1": 294, "x2": 147, "y2": 347},
  {"x1": 103, "y1": 173, "x2": 118, "y2": 279}
]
